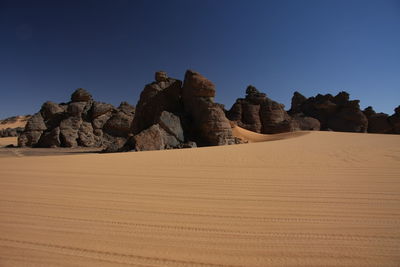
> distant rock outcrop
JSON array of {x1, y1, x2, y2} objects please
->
[
  {"x1": 288, "y1": 91, "x2": 368, "y2": 132},
  {"x1": 362, "y1": 107, "x2": 392, "y2": 134},
  {"x1": 226, "y1": 86, "x2": 319, "y2": 134},
  {"x1": 18, "y1": 89, "x2": 135, "y2": 148},
  {"x1": 388, "y1": 106, "x2": 400, "y2": 134},
  {"x1": 0, "y1": 127, "x2": 25, "y2": 137},
  {"x1": 0, "y1": 115, "x2": 31, "y2": 138}
]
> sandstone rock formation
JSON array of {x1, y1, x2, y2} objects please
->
[
  {"x1": 362, "y1": 107, "x2": 392, "y2": 134},
  {"x1": 288, "y1": 91, "x2": 368, "y2": 132},
  {"x1": 182, "y1": 70, "x2": 236, "y2": 145},
  {"x1": 227, "y1": 86, "x2": 319, "y2": 134},
  {"x1": 106, "y1": 70, "x2": 237, "y2": 152},
  {"x1": 18, "y1": 89, "x2": 135, "y2": 148},
  {"x1": 388, "y1": 106, "x2": 400, "y2": 134},
  {"x1": 0, "y1": 127, "x2": 24, "y2": 137}
]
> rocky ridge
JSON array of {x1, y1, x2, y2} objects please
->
[
  {"x1": 18, "y1": 89, "x2": 135, "y2": 148},
  {"x1": 16, "y1": 70, "x2": 400, "y2": 152}
]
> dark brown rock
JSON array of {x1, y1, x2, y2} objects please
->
[
  {"x1": 59, "y1": 116, "x2": 82, "y2": 147},
  {"x1": 158, "y1": 111, "x2": 184, "y2": 142},
  {"x1": 289, "y1": 91, "x2": 307, "y2": 114},
  {"x1": 17, "y1": 113, "x2": 47, "y2": 147},
  {"x1": 37, "y1": 127, "x2": 61, "y2": 147},
  {"x1": 155, "y1": 71, "x2": 168, "y2": 82},
  {"x1": 25, "y1": 113, "x2": 47, "y2": 131},
  {"x1": 289, "y1": 91, "x2": 368, "y2": 133},
  {"x1": 103, "y1": 110, "x2": 134, "y2": 137},
  {"x1": 71, "y1": 88, "x2": 92, "y2": 102},
  {"x1": 228, "y1": 85, "x2": 297, "y2": 134},
  {"x1": 40, "y1": 101, "x2": 65, "y2": 121},
  {"x1": 182, "y1": 70, "x2": 235, "y2": 145},
  {"x1": 92, "y1": 113, "x2": 112, "y2": 129},
  {"x1": 78, "y1": 122, "x2": 98, "y2": 147},
  {"x1": 18, "y1": 131, "x2": 42, "y2": 147},
  {"x1": 292, "y1": 114, "x2": 321, "y2": 131},
  {"x1": 134, "y1": 124, "x2": 166, "y2": 151},
  {"x1": 388, "y1": 105, "x2": 400, "y2": 134},
  {"x1": 91, "y1": 102, "x2": 114, "y2": 119},
  {"x1": 132, "y1": 72, "x2": 182, "y2": 134},
  {"x1": 67, "y1": 102, "x2": 88, "y2": 117}
]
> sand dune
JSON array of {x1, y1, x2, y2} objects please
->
[
  {"x1": 0, "y1": 116, "x2": 29, "y2": 130},
  {"x1": 0, "y1": 137, "x2": 17, "y2": 147},
  {"x1": 232, "y1": 125, "x2": 308, "y2": 142},
  {"x1": 0, "y1": 131, "x2": 399, "y2": 266}
]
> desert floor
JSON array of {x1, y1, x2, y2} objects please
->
[{"x1": 0, "y1": 131, "x2": 399, "y2": 266}]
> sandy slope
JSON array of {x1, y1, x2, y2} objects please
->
[
  {"x1": 0, "y1": 137, "x2": 17, "y2": 147},
  {"x1": 0, "y1": 131, "x2": 399, "y2": 266},
  {"x1": 0, "y1": 116, "x2": 29, "y2": 130}
]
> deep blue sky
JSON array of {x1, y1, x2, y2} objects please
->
[{"x1": 1, "y1": 0, "x2": 399, "y2": 118}]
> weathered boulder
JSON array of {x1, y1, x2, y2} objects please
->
[
  {"x1": 59, "y1": 116, "x2": 82, "y2": 147},
  {"x1": 71, "y1": 88, "x2": 92, "y2": 102},
  {"x1": 158, "y1": 111, "x2": 184, "y2": 142},
  {"x1": 25, "y1": 113, "x2": 47, "y2": 132},
  {"x1": 260, "y1": 98, "x2": 294, "y2": 134},
  {"x1": 19, "y1": 88, "x2": 135, "y2": 148},
  {"x1": 78, "y1": 122, "x2": 98, "y2": 147},
  {"x1": 155, "y1": 71, "x2": 168, "y2": 82},
  {"x1": 67, "y1": 102, "x2": 88, "y2": 117},
  {"x1": 103, "y1": 112, "x2": 133, "y2": 137},
  {"x1": 289, "y1": 91, "x2": 307, "y2": 114},
  {"x1": 0, "y1": 127, "x2": 25, "y2": 137},
  {"x1": 91, "y1": 102, "x2": 114, "y2": 119},
  {"x1": 18, "y1": 131, "x2": 42, "y2": 147},
  {"x1": 291, "y1": 114, "x2": 321, "y2": 131},
  {"x1": 92, "y1": 113, "x2": 112, "y2": 129},
  {"x1": 134, "y1": 124, "x2": 171, "y2": 151},
  {"x1": 18, "y1": 113, "x2": 47, "y2": 147},
  {"x1": 388, "y1": 106, "x2": 400, "y2": 134},
  {"x1": 363, "y1": 107, "x2": 392, "y2": 134},
  {"x1": 40, "y1": 101, "x2": 65, "y2": 120},
  {"x1": 227, "y1": 85, "x2": 297, "y2": 134},
  {"x1": 103, "y1": 102, "x2": 135, "y2": 137},
  {"x1": 182, "y1": 70, "x2": 235, "y2": 145},
  {"x1": 289, "y1": 91, "x2": 368, "y2": 132},
  {"x1": 131, "y1": 72, "x2": 182, "y2": 134},
  {"x1": 37, "y1": 127, "x2": 61, "y2": 147}
]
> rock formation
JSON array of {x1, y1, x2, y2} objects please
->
[
  {"x1": 106, "y1": 70, "x2": 237, "y2": 152},
  {"x1": 226, "y1": 86, "x2": 320, "y2": 134},
  {"x1": 0, "y1": 115, "x2": 31, "y2": 138},
  {"x1": 16, "y1": 71, "x2": 399, "y2": 152},
  {"x1": 288, "y1": 91, "x2": 368, "y2": 132},
  {"x1": 182, "y1": 70, "x2": 236, "y2": 145},
  {"x1": 362, "y1": 107, "x2": 392, "y2": 134},
  {"x1": 0, "y1": 127, "x2": 24, "y2": 137},
  {"x1": 388, "y1": 106, "x2": 400, "y2": 134},
  {"x1": 18, "y1": 89, "x2": 135, "y2": 148}
]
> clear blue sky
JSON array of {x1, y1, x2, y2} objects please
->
[{"x1": 1, "y1": 0, "x2": 399, "y2": 119}]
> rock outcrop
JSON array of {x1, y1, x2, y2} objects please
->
[
  {"x1": 362, "y1": 107, "x2": 392, "y2": 134},
  {"x1": 227, "y1": 86, "x2": 319, "y2": 134},
  {"x1": 182, "y1": 70, "x2": 235, "y2": 145},
  {"x1": 18, "y1": 89, "x2": 135, "y2": 148},
  {"x1": 388, "y1": 106, "x2": 400, "y2": 134},
  {"x1": 0, "y1": 127, "x2": 25, "y2": 137},
  {"x1": 288, "y1": 91, "x2": 368, "y2": 132},
  {"x1": 106, "y1": 70, "x2": 237, "y2": 152}
]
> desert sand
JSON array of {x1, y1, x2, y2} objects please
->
[
  {"x1": 0, "y1": 116, "x2": 29, "y2": 130},
  {"x1": 0, "y1": 130, "x2": 399, "y2": 266}
]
